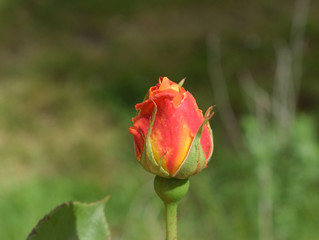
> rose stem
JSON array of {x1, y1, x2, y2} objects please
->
[{"x1": 154, "y1": 176, "x2": 189, "y2": 240}]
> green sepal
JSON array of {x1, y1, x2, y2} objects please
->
[
  {"x1": 140, "y1": 100, "x2": 170, "y2": 178},
  {"x1": 205, "y1": 119, "x2": 214, "y2": 164},
  {"x1": 173, "y1": 106, "x2": 215, "y2": 179},
  {"x1": 173, "y1": 130, "x2": 206, "y2": 179},
  {"x1": 178, "y1": 78, "x2": 186, "y2": 87}
]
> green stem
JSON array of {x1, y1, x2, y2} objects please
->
[
  {"x1": 165, "y1": 202, "x2": 178, "y2": 240},
  {"x1": 154, "y1": 176, "x2": 189, "y2": 240}
]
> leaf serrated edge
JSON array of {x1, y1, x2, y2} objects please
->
[{"x1": 26, "y1": 202, "x2": 71, "y2": 240}]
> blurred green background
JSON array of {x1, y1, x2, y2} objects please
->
[{"x1": 0, "y1": 0, "x2": 318, "y2": 239}]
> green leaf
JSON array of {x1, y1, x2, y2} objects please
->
[{"x1": 27, "y1": 196, "x2": 111, "y2": 240}]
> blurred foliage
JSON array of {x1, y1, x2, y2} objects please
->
[
  {"x1": 242, "y1": 115, "x2": 319, "y2": 240},
  {"x1": 0, "y1": 0, "x2": 318, "y2": 240}
]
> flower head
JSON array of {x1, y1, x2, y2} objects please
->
[{"x1": 129, "y1": 77, "x2": 214, "y2": 179}]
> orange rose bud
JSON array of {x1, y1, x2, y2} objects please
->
[{"x1": 129, "y1": 77, "x2": 214, "y2": 179}]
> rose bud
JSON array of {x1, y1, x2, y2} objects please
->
[{"x1": 129, "y1": 77, "x2": 214, "y2": 179}]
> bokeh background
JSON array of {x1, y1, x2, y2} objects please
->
[{"x1": 0, "y1": 0, "x2": 318, "y2": 239}]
